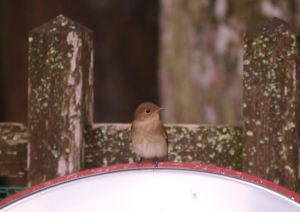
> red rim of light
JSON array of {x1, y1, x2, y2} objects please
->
[{"x1": 1, "y1": 162, "x2": 300, "y2": 208}]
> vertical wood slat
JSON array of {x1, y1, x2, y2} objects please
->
[
  {"x1": 243, "y1": 17, "x2": 300, "y2": 192},
  {"x1": 28, "y1": 15, "x2": 93, "y2": 186}
]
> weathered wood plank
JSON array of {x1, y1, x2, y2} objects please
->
[
  {"x1": 0, "y1": 123, "x2": 243, "y2": 179},
  {"x1": 28, "y1": 15, "x2": 94, "y2": 186},
  {"x1": 243, "y1": 17, "x2": 300, "y2": 192},
  {"x1": 0, "y1": 123, "x2": 27, "y2": 179},
  {"x1": 84, "y1": 124, "x2": 243, "y2": 171}
]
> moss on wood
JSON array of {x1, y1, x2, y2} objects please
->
[
  {"x1": 28, "y1": 15, "x2": 93, "y2": 186},
  {"x1": 243, "y1": 17, "x2": 300, "y2": 192},
  {"x1": 84, "y1": 124, "x2": 243, "y2": 171},
  {"x1": 0, "y1": 123, "x2": 27, "y2": 180}
]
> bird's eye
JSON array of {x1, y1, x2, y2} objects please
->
[{"x1": 146, "y1": 109, "x2": 150, "y2": 113}]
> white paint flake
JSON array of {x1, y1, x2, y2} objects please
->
[
  {"x1": 67, "y1": 31, "x2": 79, "y2": 85},
  {"x1": 57, "y1": 155, "x2": 67, "y2": 177}
]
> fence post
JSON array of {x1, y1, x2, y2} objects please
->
[
  {"x1": 28, "y1": 15, "x2": 93, "y2": 186},
  {"x1": 243, "y1": 17, "x2": 300, "y2": 192}
]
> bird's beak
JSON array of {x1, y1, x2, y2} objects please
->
[{"x1": 157, "y1": 107, "x2": 164, "y2": 112}]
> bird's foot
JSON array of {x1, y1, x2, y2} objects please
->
[
  {"x1": 137, "y1": 157, "x2": 143, "y2": 169},
  {"x1": 153, "y1": 160, "x2": 159, "y2": 168}
]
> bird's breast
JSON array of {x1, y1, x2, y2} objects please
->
[{"x1": 131, "y1": 120, "x2": 167, "y2": 160}]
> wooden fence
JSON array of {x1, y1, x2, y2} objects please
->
[{"x1": 0, "y1": 15, "x2": 299, "y2": 193}]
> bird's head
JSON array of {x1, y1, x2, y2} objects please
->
[{"x1": 133, "y1": 102, "x2": 164, "y2": 121}]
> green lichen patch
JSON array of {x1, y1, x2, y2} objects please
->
[
  {"x1": 243, "y1": 17, "x2": 300, "y2": 192},
  {"x1": 28, "y1": 15, "x2": 94, "y2": 186},
  {"x1": 0, "y1": 123, "x2": 28, "y2": 179},
  {"x1": 84, "y1": 123, "x2": 243, "y2": 171}
]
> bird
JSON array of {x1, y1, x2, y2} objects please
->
[{"x1": 131, "y1": 102, "x2": 168, "y2": 168}]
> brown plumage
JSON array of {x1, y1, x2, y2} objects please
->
[{"x1": 131, "y1": 102, "x2": 168, "y2": 167}]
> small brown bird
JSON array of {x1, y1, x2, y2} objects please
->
[{"x1": 131, "y1": 102, "x2": 168, "y2": 168}]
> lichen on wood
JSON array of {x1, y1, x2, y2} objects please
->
[
  {"x1": 84, "y1": 123, "x2": 243, "y2": 171},
  {"x1": 0, "y1": 122, "x2": 242, "y2": 183},
  {"x1": 28, "y1": 15, "x2": 94, "y2": 186},
  {"x1": 0, "y1": 123, "x2": 28, "y2": 179},
  {"x1": 243, "y1": 17, "x2": 300, "y2": 192}
]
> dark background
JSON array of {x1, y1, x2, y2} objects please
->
[
  {"x1": 1, "y1": 0, "x2": 299, "y2": 126},
  {"x1": 0, "y1": 0, "x2": 159, "y2": 124}
]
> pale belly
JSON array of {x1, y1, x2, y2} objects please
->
[
  {"x1": 133, "y1": 138, "x2": 168, "y2": 160},
  {"x1": 131, "y1": 121, "x2": 168, "y2": 160},
  {"x1": 132, "y1": 135, "x2": 168, "y2": 160}
]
